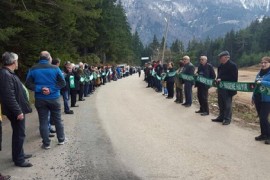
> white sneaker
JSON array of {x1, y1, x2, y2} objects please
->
[
  {"x1": 41, "y1": 144, "x2": 51, "y2": 150},
  {"x1": 58, "y1": 138, "x2": 68, "y2": 145}
]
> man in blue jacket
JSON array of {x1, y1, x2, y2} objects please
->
[{"x1": 25, "y1": 51, "x2": 66, "y2": 149}]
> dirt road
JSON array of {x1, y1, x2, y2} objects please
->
[{"x1": 1, "y1": 72, "x2": 270, "y2": 180}]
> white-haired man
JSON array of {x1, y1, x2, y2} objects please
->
[{"x1": 0, "y1": 52, "x2": 32, "y2": 167}]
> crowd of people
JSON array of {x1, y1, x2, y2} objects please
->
[
  {"x1": 0, "y1": 49, "x2": 270, "y2": 179},
  {"x1": 143, "y1": 50, "x2": 270, "y2": 143},
  {"x1": 0, "y1": 51, "x2": 137, "y2": 179}
]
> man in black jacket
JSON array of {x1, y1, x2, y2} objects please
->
[
  {"x1": 212, "y1": 51, "x2": 238, "y2": 125},
  {"x1": 195, "y1": 56, "x2": 216, "y2": 116},
  {"x1": 0, "y1": 52, "x2": 32, "y2": 167},
  {"x1": 181, "y1": 56, "x2": 195, "y2": 107}
]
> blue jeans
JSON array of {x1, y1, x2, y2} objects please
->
[
  {"x1": 35, "y1": 98, "x2": 65, "y2": 146},
  {"x1": 62, "y1": 90, "x2": 70, "y2": 113},
  {"x1": 84, "y1": 82, "x2": 89, "y2": 97}
]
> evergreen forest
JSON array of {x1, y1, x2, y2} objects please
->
[{"x1": 1, "y1": 0, "x2": 270, "y2": 76}]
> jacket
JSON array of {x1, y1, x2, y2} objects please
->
[
  {"x1": 182, "y1": 62, "x2": 195, "y2": 84},
  {"x1": 252, "y1": 70, "x2": 270, "y2": 102},
  {"x1": 217, "y1": 60, "x2": 238, "y2": 96},
  {"x1": 25, "y1": 60, "x2": 66, "y2": 99},
  {"x1": 196, "y1": 63, "x2": 216, "y2": 88},
  {"x1": 0, "y1": 67, "x2": 32, "y2": 117}
]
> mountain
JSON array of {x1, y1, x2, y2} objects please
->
[{"x1": 120, "y1": 0, "x2": 270, "y2": 46}]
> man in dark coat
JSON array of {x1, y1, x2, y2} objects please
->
[
  {"x1": 0, "y1": 52, "x2": 32, "y2": 167},
  {"x1": 181, "y1": 55, "x2": 195, "y2": 107},
  {"x1": 212, "y1": 51, "x2": 238, "y2": 125},
  {"x1": 195, "y1": 56, "x2": 216, "y2": 116}
]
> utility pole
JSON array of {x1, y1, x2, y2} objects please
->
[{"x1": 161, "y1": 17, "x2": 169, "y2": 64}]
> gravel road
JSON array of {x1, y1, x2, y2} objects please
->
[{"x1": 1, "y1": 73, "x2": 270, "y2": 180}]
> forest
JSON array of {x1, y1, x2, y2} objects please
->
[
  {"x1": 1, "y1": 0, "x2": 270, "y2": 76},
  {"x1": 0, "y1": 0, "x2": 144, "y2": 75},
  {"x1": 147, "y1": 17, "x2": 270, "y2": 68}
]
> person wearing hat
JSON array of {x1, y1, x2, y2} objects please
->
[
  {"x1": 212, "y1": 51, "x2": 238, "y2": 125},
  {"x1": 0, "y1": 52, "x2": 33, "y2": 167}
]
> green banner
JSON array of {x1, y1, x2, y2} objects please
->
[
  {"x1": 167, "y1": 71, "x2": 176, "y2": 77},
  {"x1": 80, "y1": 77, "x2": 85, "y2": 83},
  {"x1": 89, "y1": 74, "x2": 94, "y2": 81},
  {"x1": 161, "y1": 73, "x2": 166, "y2": 80},
  {"x1": 179, "y1": 73, "x2": 195, "y2": 81},
  {"x1": 195, "y1": 75, "x2": 215, "y2": 87},
  {"x1": 151, "y1": 70, "x2": 156, "y2": 76},
  {"x1": 22, "y1": 84, "x2": 29, "y2": 101},
  {"x1": 255, "y1": 84, "x2": 270, "y2": 95},
  {"x1": 217, "y1": 81, "x2": 255, "y2": 92},
  {"x1": 69, "y1": 75, "x2": 75, "y2": 88},
  {"x1": 152, "y1": 72, "x2": 270, "y2": 95}
]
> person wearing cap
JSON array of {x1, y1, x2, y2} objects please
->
[
  {"x1": 181, "y1": 55, "x2": 195, "y2": 107},
  {"x1": 0, "y1": 52, "x2": 33, "y2": 167},
  {"x1": 195, "y1": 55, "x2": 216, "y2": 116},
  {"x1": 212, "y1": 51, "x2": 238, "y2": 125}
]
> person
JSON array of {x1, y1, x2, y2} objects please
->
[
  {"x1": 252, "y1": 56, "x2": 270, "y2": 144},
  {"x1": 212, "y1": 51, "x2": 238, "y2": 125},
  {"x1": 83, "y1": 64, "x2": 90, "y2": 97},
  {"x1": 78, "y1": 62, "x2": 85, "y2": 101},
  {"x1": 165, "y1": 62, "x2": 175, "y2": 99},
  {"x1": 60, "y1": 61, "x2": 74, "y2": 114},
  {"x1": 195, "y1": 56, "x2": 216, "y2": 116},
  {"x1": 69, "y1": 63, "x2": 81, "y2": 107},
  {"x1": 181, "y1": 56, "x2": 195, "y2": 107},
  {"x1": 25, "y1": 51, "x2": 66, "y2": 149},
  {"x1": 137, "y1": 66, "x2": 141, "y2": 77},
  {"x1": 162, "y1": 63, "x2": 168, "y2": 96},
  {"x1": 0, "y1": 104, "x2": 11, "y2": 179},
  {"x1": 174, "y1": 60, "x2": 184, "y2": 103},
  {"x1": 0, "y1": 52, "x2": 32, "y2": 167},
  {"x1": 155, "y1": 60, "x2": 163, "y2": 92}
]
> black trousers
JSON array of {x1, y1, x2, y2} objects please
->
[
  {"x1": 7, "y1": 114, "x2": 26, "y2": 164},
  {"x1": 197, "y1": 85, "x2": 209, "y2": 113},
  {"x1": 217, "y1": 89, "x2": 233, "y2": 122},
  {"x1": 184, "y1": 82, "x2": 193, "y2": 105},
  {"x1": 167, "y1": 81, "x2": 174, "y2": 98},
  {"x1": 79, "y1": 84, "x2": 84, "y2": 100},
  {"x1": 70, "y1": 89, "x2": 77, "y2": 106},
  {"x1": 255, "y1": 101, "x2": 270, "y2": 137}
]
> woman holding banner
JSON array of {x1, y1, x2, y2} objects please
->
[
  {"x1": 165, "y1": 62, "x2": 175, "y2": 99},
  {"x1": 252, "y1": 56, "x2": 270, "y2": 145}
]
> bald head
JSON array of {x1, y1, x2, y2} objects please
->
[
  {"x1": 40, "y1": 51, "x2": 52, "y2": 63},
  {"x1": 199, "y1": 56, "x2": 208, "y2": 65},
  {"x1": 183, "y1": 55, "x2": 190, "y2": 64}
]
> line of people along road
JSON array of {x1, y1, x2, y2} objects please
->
[
  {"x1": 0, "y1": 51, "x2": 137, "y2": 180},
  {"x1": 143, "y1": 50, "x2": 270, "y2": 145}
]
